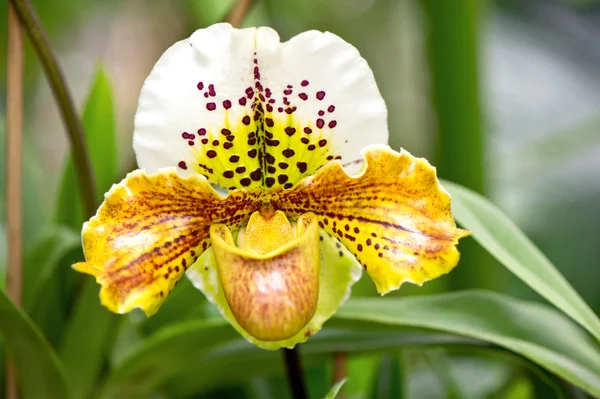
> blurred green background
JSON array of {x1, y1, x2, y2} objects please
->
[{"x1": 1, "y1": 0, "x2": 600, "y2": 397}]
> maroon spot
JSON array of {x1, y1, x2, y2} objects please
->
[
  {"x1": 299, "y1": 93, "x2": 308, "y2": 101},
  {"x1": 282, "y1": 148, "x2": 295, "y2": 158},
  {"x1": 278, "y1": 162, "x2": 289, "y2": 169},
  {"x1": 223, "y1": 170, "x2": 234, "y2": 178},
  {"x1": 316, "y1": 119, "x2": 325, "y2": 129},
  {"x1": 266, "y1": 177, "x2": 276, "y2": 187},
  {"x1": 357, "y1": 244, "x2": 363, "y2": 252},
  {"x1": 197, "y1": 82, "x2": 204, "y2": 90},
  {"x1": 259, "y1": 93, "x2": 265, "y2": 102},
  {"x1": 239, "y1": 97, "x2": 247, "y2": 106},
  {"x1": 221, "y1": 128, "x2": 231, "y2": 136},
  {"x1": 318, "y1": 110, "x2": 325, "y2": 116},
  {"x1": 209, "y1": 84, "x2": 214, "y2": 91},
  {"x1": 266, "y1": 88, "x2": 272, "y2": 98},
  {"x1": 328, "y1": 105, "x2": 335, "y2": 113},
  {"x1": 285, "y1": 108, "x2": 293, "y2": 114},
  {"x1": 266, "y1": 118, "x2": 274, "y2": 127},
  {"x1": 209, "y1": 90, "x2": 216, "y2": 97},
  {"x1": 212, "y1": 139, "x2": 220, "y2": 146},
  {"x1": 319, "y1": 139, "x2": 327, "y2": 147},
  {"x1": 328, "y1": 120, "x2": 337, "y2": 128},
  {"x1": 242, "y1": 115, "x2": 251, "y2": 125},
  {"x1": 285, "y1": 127, "x2": 296, "y2": 136},
  {"x1": 316, "y1": 91, "x2": 326, "y2": 100},
  {"x1": 182, "y1": 132, "x2": 190, "y2": 139},
  {"x1": 188, "y1": 141, "x2": 194, "y2": 146},
  {"x1": 269, "y1": 98, "x2": 275, "y2": 104},
  {"x1": 223, "y1": 100, "x2": 232, "y2": 109},
  {"x1": 283, "y1": 97, "x2": 290, "y2": 105},
  {"x1": 297, "y1": 162, "x2": 308, "y2": 173},
  {"x1": 278, "y1": 107, "x2": 284, "y2": 113},
  {"x1": 327, "y1": 155, "x2": 334, "y2": 160},
  {"x1": 240, "y1": 177, "x2": 251, "y2": 187},
  {"x1": 284, "y1": 89, "x2": 292, "y2": 95},
  {"x1": 248, "y1": 149, "x2": 257, "y2": 158},
  {"x1": 207, "y1": 150, "x2": 217, "y2": 158},
  {"x1": 366, "y1": 238, "x2": 372, "y2": 246},
  {"x1": 267, "y1": 166, "x2": 276, "y2": 174},
  {"x1": 178, "y1": 161, "x2": 187, "y2": 169},
  {"x1": 278, "y1": 175, "x2": 289, "y2": 184},
  {"x1": 301, "y1": 80, "x2": 309, "y2": 87},
  {"x1": 204, "y1": 92, "x2": 209, "y2": 98},
  {"x1": 198, "y1": 128, "x2": 206, "y2": 136},
  {"x1": 301, "y1": 137, "x2": 309, "y2": 144},
  {"x1": 308, "y1": 144, "x2": 316, "y2": 151},
  {"x1": 266, "y1": 153, "x2": 276, "y2": 164},
  {"x1": 226, "y1": 135, "x2": 235, "y2": 142},
  {"x1": 201, "y1": 138, "x2": 209, "y2": 145},
  {"x1": 229, "y1": 155, "x2": 240, "y2": 163},
  {"x1": 236, "y1": 166, "x2": 246, "y2": 173},
  {"x1": 304, "y1": 127, "x2": 312, "y2": 134},
  {"x1": 378, "y1": 253, "x2": 384, "y2": 258},
  {"x1": 284, "y1": 183, "x2": 293, "y2": 189},
  {"x1": 206, "y1": 102, "x2": 216, "y2": 111},
  {"x1": 223, "y1": 142, "x2": 233, "y2": 149},
  {"x1": 250, "y1": 168, "x2": 262, "y2": 181}
]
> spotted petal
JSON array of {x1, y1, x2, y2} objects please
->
[
  {"x1": 272, "y1": 145, "x2": 469, "y2": 294},
  {"x1": 73, "y1": 169, "x2": 262, "y2": 316},
  {"x1": 134, "y1": 23, "x2": 387, "y2": 190}
]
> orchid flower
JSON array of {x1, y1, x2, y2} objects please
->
[{"x1": 73, "y1": 23, "x2": 468, "y2": 350}]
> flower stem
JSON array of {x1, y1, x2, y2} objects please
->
[
  {"x1": 5, "y1": 3, "x2": 23, "y2": 398},
  {"x1": 8, "y1": 0, "x2": 98, "y2": 218},
  {"x1": 282, "y1": 347, "x2": 308, "y2": 399},
  {"x1": 333, "y1": 352, "x2": 347, "y2": 399},
  {"x1": 225, "y1": 0, "x2": 257, "y2": 27}
]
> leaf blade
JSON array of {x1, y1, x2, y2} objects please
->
[
  {"x1": 443, "y1": 180, "x2": 600, "y2": 341},
  {"x1": 0, "y1": 290, "x2": 71, "y2": 399}
]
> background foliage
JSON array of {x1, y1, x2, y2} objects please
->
[{"x1": 1, "y1": 0, "x2": 600, "y2": 398}]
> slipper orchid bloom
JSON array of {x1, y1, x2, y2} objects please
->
[{"x1": 74, "y1": 23, "x2": 468, "y2": 350}]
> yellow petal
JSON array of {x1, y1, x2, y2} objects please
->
[
  {"x1": 73, "y1": 168, "x2": 262, "y2": 316},
  {"x1": 210, "y1": 212, "x2": 320, "y2": 341},
  {"x1": 272, "y1": 145, "x2": 469, "y2": 294}
]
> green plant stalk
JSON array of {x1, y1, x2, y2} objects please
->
[
  {"x1": 8, "y1": 0, "x2": 98, "y2": 218},
  {"x1": 420, "y1": 0, "x2": 497, "y2": 290}
]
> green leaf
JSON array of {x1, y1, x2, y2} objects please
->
[
  {"x1": 54, "y1": 66, "x2": 118, "y2": 229},
  {"x1": 443, "y1": 180, "x2": 600, "y2": 341},
  {"x1": 0, "y1": 289, "x2": 71, "y2": 399},
  {"x1": 99, "y1": 319, "x2": 471, "y2": 398},
  {"x1": 324, "y1": 378, "x2": 346, "y2": 399},
  {"x1": 23, "y1": 226, "x2": 80, "y2": 311},
  {"x1": 335, "y1": 291, "x2": 600, "y2": 397},
  {"x1": 22, "y1": 226, "x2": 81, "y2": 346},
  {"x1": 370, "y1": 355, "x2": 403, "y2": 399},
  {"x1": 99, "y1": 291, "x2": 599, "y2": 397},
  {"x1": 59, "y1": 278, "x2": 119, "y2": 399}
]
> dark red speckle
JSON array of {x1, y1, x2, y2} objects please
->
[
  {"x1": 301, "y1": 80, "x2": 309, "y2": 87},
  {"x1": 197, "y1": 82, "x2": 204, "y2": 90},
  {"x1": 223, "y1": 100, "x2": 232, "y2": 109},
  {"x1": 178, "y1": 161, "x2": 187, "y2": 169},
  {"x1": 206, "y1": 102, "x2": 216, "y2": 111},
  {"x1": 316, "y1": 91, "x2": 326, "y2": 100}
]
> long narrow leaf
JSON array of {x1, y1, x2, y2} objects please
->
[
  {"x1": 54, "y1": 66, "x2": 117, "y2": 229},
  {"x1": 0, "y1": 290, "x2": 71, "y2": 399},
  {"x1": 444, "y1": 180, "x2": 600, "y2": 341},
  {"x1": 336, "y1": 291, "x2": 600, "y2": 396}
]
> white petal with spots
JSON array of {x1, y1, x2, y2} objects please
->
[{"x1": 133, "y1": 23, "x2": 388, "y2": 189}]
